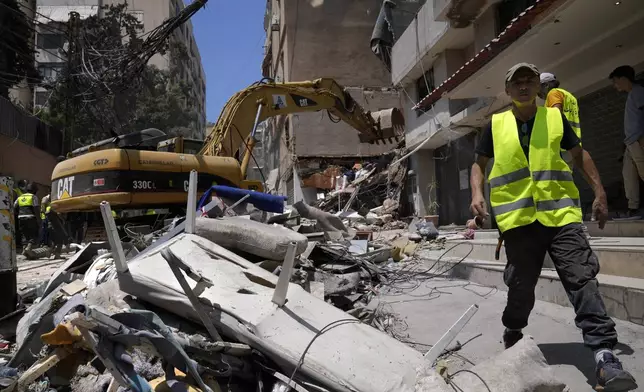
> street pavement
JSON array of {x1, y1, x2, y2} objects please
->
[{"x1": 377, "y1": 263, "x2": 644, "y2": 391}]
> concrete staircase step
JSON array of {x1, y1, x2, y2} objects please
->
[
  {"x1": 418, "y1": 251, "x2": 644, "y2": 326},
  {"x1": 446, "y1": 237, "x2": 644, "y2": 280},
  {"x1": 585, "y1": 220, "x2": 644, "y2": 237}
]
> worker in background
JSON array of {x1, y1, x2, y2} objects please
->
[
  {"x1": 45, "y1": 204, "x2": 67, "y2": 259},
  {"x1": 471, "y1": 63, "x2": 637, "y2": 391},
  {"x1": 39, "y1": 193, "x2": 51, "y2": 246},
  {"x1": 14, "y1": 182, "x2": 40, "y2": 254},
  {"x1": 539, "y1": 72, "x2": 581, "y2": 168},
  {"x1": 13, "y1": 179, "x2": 26, "y2": 198},
  {"x1": 13, "y1": 179, "x2": 27, "y2": 249},
  {"x1": 609, "y1": 65, "x2": 644, "y2": 219}
]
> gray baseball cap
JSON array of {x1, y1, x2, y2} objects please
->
[
  {"x1": 505, "y1": 63, "x2": 540, "y2": 82},
  {"x1": 540, "y1": 72, "x2": 557, "y2": 83}
]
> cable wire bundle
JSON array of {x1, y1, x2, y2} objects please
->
[{"x1": 33, "y1": 0, "x2": 209, "y2": 141}]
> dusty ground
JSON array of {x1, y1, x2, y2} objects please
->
[
  {"x1": 16, "y1": 254, "x2": 68, "y2": 288},
  {"x1": 377, "y1": 262, "x2": 644, "y2": 392},
  {"x1": 10, "y1": 246, "x2": 643, "y2": 391}
]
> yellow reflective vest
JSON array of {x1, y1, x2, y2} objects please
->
[
  {"x1": 17, "y1": 193, "x2": 35, "y2": 207},
  {"x1": 42, "y1": 205, "x2": 52, "y2": 219},
  {"x1": 488, "y1": 107, "x2": 582, "y2": 233},
  {"x1": 551, "y1": 88, "x2": 581, "y2": 149}
]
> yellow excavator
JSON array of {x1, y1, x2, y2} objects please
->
[{"x1": 50, "y1": 78, "x2": 405, "y2": 215}]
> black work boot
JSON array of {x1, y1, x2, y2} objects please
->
[
  {"x1": 595, "y1": 352, "x2": 638, "y2": 391},
  {"x1": 502, "y1": 329, "x2": 523, "y2": 349}
]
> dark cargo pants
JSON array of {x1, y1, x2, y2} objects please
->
[
  {"x1": 19, "y1": 217, "x2": 40, "y2": 246},
  {"x1": 502, "y1": 221, "x2": 618, "y2": 350}
]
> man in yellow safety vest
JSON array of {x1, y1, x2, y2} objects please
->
[
  {"x1": 14, "y1": 182, "x2": 40, "y2": 254},
  {"x1": 539, "y1": 72, "x2": 582, "y2": 168},
  {"x1": 13, "y1": 179, "x2": 27, "y2": 248},
  {"x1": 470, "y1": 63, "x2": 637, "y2": 391}
]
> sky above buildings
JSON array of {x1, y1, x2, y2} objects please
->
[{"x1": 190, "y1": 0, "x2": 266, "y2": 123}]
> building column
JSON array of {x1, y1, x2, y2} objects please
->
[
  {"x1": 0, "y1": 177, "x2": 17, "y2": 318},
  {"x1": 409, "y1": 149, "x2": 437, "y2": 216}
]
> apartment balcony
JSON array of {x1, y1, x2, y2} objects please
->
[
  {"x1": 434, "y1": 0, "x2": 494, "y2": 25},
  {"x1": 418, "y1": 0, "x2": 644, "y2": 112},
  {"x1": 391, "y1": 1, "x2": 473, "y2": 86},
  {"x1": 392, "y1": 0, "x2": 505, "y2": 86}
]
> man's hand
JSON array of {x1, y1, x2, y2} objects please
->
[
  {"x1": 592, "y1": 192, "x2": 608, "y2": 230},
  {"x1": 471, "y1": 192, "x2": 489, "y2": 220}
]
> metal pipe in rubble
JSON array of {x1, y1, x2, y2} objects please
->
[
  {"x1": 240, "y1": 103, "x2": 264, "y2": 179},
  {"x1": 272, "y1": 242, "x2": 297, "y2": 307}
]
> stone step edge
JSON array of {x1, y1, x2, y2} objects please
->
[
  {"x1": 421, "y1": 255, "x2": 644, "y2": 326},
  {"x1": 445, "y1": 238, "x2": 644, "y2": 253}
]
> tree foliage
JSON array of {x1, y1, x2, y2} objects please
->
[
  {"x1": 0, "y1": 0, "x2": 40, "y2": 98},
  {"x1": 38, "y1": 3, "x2": 198, "y2": 150}
]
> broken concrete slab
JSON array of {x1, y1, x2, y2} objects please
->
[
  {"x1": 195, "y1": 217, "x2": 308, "y2": 260},
  {"x1": 61, "y1": 280, "x2": 88, "y2": 296},
  {"x1": 459, "y1": 335, "x2": 566, "y2": 391},
  {"x1": 119, "y1": 233, "x2": 425, "y2": 392},
  {"x1": 313, "y1": 271, "x2": 360, "y2": 296},
  {"x1": 293, "y1": 201, "x2": 352, "y2": 239},
  {"x1": 417, "y1": 335, "x2": 567, "y2": 392},
  {"x1": 306, "y1": 281, "x2": 325, "y2": 300}
]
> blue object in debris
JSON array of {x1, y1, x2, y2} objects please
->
[{"x1": 197, "y1": 185, "x2": 287, "y2": 214}]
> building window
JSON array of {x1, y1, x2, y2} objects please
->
[
  {"x1": 37, "y1": 33, "x2": 65, "y2": 50},
  {"x1": 35, "y1": 91, "x2": 49, "y2": 106},
  {"x1": 128, "y1": 11, "x2": 144, "y2": 28},
  {"x1": 415, "y1": 68, "x2": 435, "y2": 116},
  {"x1": 38, "y1": 63, "x2": 64, "y2": 81}
]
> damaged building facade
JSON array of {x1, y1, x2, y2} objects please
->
[
  {"x1": 391, "y1": 0, "x2": 644, "y2": 225},
  {"x1": 257, "y1": 0, "x2": 422, "y2": 203}
]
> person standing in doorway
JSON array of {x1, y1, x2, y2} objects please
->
[
  {"x1": 539, "y1": 72, "x2": 582, "y2": 168},
  {"x1": 14, "y1": 183, "x2": 40, "y2": 254},
  {"x1": 609, "y1": 65, "x2": 644, "y2": 219},
  {"x1": 471, "y1": 63, "x2": 637, "y2": 391}
]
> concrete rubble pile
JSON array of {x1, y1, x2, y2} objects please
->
[
  {"x1": 0, "y1": 179, "x2": 568, "y2": 392},
  {"x1": 313, "y1": 149, "x2": 409, "y2": 223}
]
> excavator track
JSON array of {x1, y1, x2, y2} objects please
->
[{"x1": 83, "y1": 224, "x2": 108, "y2": 243}]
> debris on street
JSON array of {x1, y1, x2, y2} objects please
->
[{"x1": 0, "y1": 169, "x2": 568, "y2": 392}]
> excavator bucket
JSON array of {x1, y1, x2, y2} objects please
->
[{"x1": 360, "y1": 108, "x2": 405, "y2": 144}]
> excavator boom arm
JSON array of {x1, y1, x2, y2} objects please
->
[{"x1": 199, "y1": 78, "x2": 404, "y2": 159}]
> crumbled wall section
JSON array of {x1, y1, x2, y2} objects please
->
[
  {"x1": 294, "y1": 88, "x2": 403, "y2": 157},
  {"x1": 284, "y1": 0, "x2": 404, "y2": 158}
]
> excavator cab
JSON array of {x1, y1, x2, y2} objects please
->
[{"x1": 157, "y1": 137, "x2": 204, "y2": 154}]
